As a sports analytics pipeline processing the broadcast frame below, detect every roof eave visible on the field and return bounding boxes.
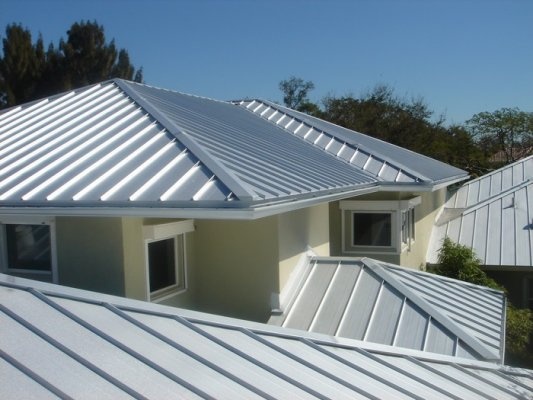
[0,184,380,220]
[379,173,469,192]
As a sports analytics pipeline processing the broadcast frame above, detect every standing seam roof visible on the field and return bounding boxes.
[0,79,380,211]
[270,257,505,362]
[236,99,468,185]
[427,156,533,266]
[1,274,531,399]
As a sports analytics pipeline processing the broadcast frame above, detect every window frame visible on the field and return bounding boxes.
[143,220,194,302]
[340,198,420,255]
[0,216,58,283]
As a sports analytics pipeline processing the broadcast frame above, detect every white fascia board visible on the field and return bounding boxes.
[379,174,469,193]
[0,185,379,220]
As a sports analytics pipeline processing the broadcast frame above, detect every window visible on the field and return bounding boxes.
[143,220,194,301]
[401,208,415,248]
[352,212,392,247]
[0,217,57,282]
[340,198,420,254]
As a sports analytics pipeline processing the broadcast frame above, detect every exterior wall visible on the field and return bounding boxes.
[400,189,447,269]
[277,203,330,292]
[330,189,447,269]
[193,217,279,322]
[121,217,197,309]
[55,217,125,296]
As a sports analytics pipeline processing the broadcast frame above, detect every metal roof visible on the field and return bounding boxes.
[269,257,505,362]
[0,79,378,217]
[427,156,533,266]
[1,273,531,399]
[236,99,468,185]
[0,79,468,218]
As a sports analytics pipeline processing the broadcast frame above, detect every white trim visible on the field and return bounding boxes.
[143,220,193,302]
[273,248,316,313]
[142,219,195,240]
[340,197,420,256]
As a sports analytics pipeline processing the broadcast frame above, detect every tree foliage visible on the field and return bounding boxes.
[467,108,533,164]
[320,85,487,175]
[0,21,143,108]
[435,237,533,359]
[279,76,315,110]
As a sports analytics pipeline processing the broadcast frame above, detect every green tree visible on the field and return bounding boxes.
[279,76,315,110]
[434,237,533,363]
[467,108,533,163]
[320,85,486,174]
[0,21,143,108]
[0,24,44,107]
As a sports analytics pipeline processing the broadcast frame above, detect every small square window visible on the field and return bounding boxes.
[0,219,56,283]
[6,224,52,271]
[352,213,392,247]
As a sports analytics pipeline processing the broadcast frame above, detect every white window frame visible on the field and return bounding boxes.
[143,220,194,302]
[340,197,420,255]
[0,215,58,283]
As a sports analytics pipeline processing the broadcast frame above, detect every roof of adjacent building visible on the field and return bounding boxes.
[0,79,467,218]
[427,156,533,266]
[269,257,505,363]
[1,273,531,399]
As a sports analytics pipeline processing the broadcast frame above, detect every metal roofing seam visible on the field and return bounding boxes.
[364,259,499,360]
[169,315,315,399]
[0,303,144,399]
[103,304,274,400]
[26,289,213,399]
[143,95,374,190]
[0,348,72,399]
[241,329,373,400]
[115,80,256,202]
[239,99,453,184]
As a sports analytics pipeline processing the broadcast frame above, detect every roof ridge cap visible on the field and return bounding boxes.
[114,80,257,201]
[361,257,500,361]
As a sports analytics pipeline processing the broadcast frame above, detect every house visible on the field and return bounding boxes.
[427,156,533,309]
[269,256,506,363]
[2,273,532,399]
[0,79,467,322]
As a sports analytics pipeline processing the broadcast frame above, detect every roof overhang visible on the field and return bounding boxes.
[0,184,379,220]
[379,173,469,192]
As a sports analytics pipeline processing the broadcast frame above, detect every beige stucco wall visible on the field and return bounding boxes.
[400,189,447,269]
[121,217,197,309]
[277,203,330,291]
[193,217,279,322]
[56,217,125,296]
[330,188,447,269]
[51,203,330,322]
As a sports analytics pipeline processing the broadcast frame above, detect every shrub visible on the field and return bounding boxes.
[434,237,533,360]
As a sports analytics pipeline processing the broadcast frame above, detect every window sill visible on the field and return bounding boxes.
[150,286,187,303]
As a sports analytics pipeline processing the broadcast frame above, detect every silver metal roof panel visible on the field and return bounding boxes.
[0,80,381,216]
[427,156,533,266]
[270,257,505,362]
[1,273,530,399]
[237,100,469,185]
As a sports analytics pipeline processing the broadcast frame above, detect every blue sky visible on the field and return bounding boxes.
[2,0,532,124]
